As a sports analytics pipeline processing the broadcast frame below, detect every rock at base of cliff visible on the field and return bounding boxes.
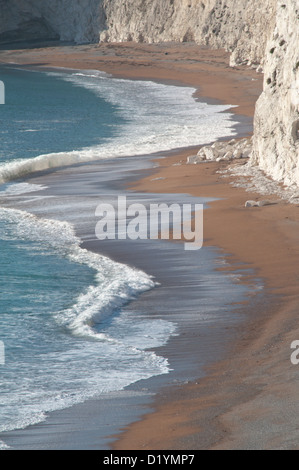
[187,137,253,165]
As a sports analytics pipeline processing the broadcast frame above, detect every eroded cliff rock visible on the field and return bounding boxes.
[251,1,299,187]
[101,0,276,67]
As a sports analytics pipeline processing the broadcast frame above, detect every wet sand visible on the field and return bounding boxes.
[1,42,299,450]
[115,150,299,450]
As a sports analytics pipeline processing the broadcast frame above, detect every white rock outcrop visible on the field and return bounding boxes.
[251,1,299,187]
[187,138,253,164]
[245,200,273,208]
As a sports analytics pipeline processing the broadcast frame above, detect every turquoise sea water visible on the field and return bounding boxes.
[0,65,241,447]
[0,67,124,162]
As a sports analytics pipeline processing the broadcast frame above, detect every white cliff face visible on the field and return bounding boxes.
[0,0,105,44]
[251,1,299,187]
[101,0,276,67]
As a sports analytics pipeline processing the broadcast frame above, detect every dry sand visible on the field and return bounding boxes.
[1,42,299,450]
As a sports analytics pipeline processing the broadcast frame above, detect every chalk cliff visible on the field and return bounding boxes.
[101,0,276,68]
[251,1,299,187]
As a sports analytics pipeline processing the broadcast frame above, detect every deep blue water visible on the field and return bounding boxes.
[0,66,125,162]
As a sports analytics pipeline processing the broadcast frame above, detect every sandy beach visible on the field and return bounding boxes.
[1,42,299,450]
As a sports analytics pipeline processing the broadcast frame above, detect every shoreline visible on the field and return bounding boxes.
[0,42,262,118]
[117,150,299,450]
[1,43,299,449]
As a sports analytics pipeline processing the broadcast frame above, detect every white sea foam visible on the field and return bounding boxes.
[0,182,48,196]
[0,206,176,438]
[0,440,11,450]
[0,70,237,184]
[0,207,157,338]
